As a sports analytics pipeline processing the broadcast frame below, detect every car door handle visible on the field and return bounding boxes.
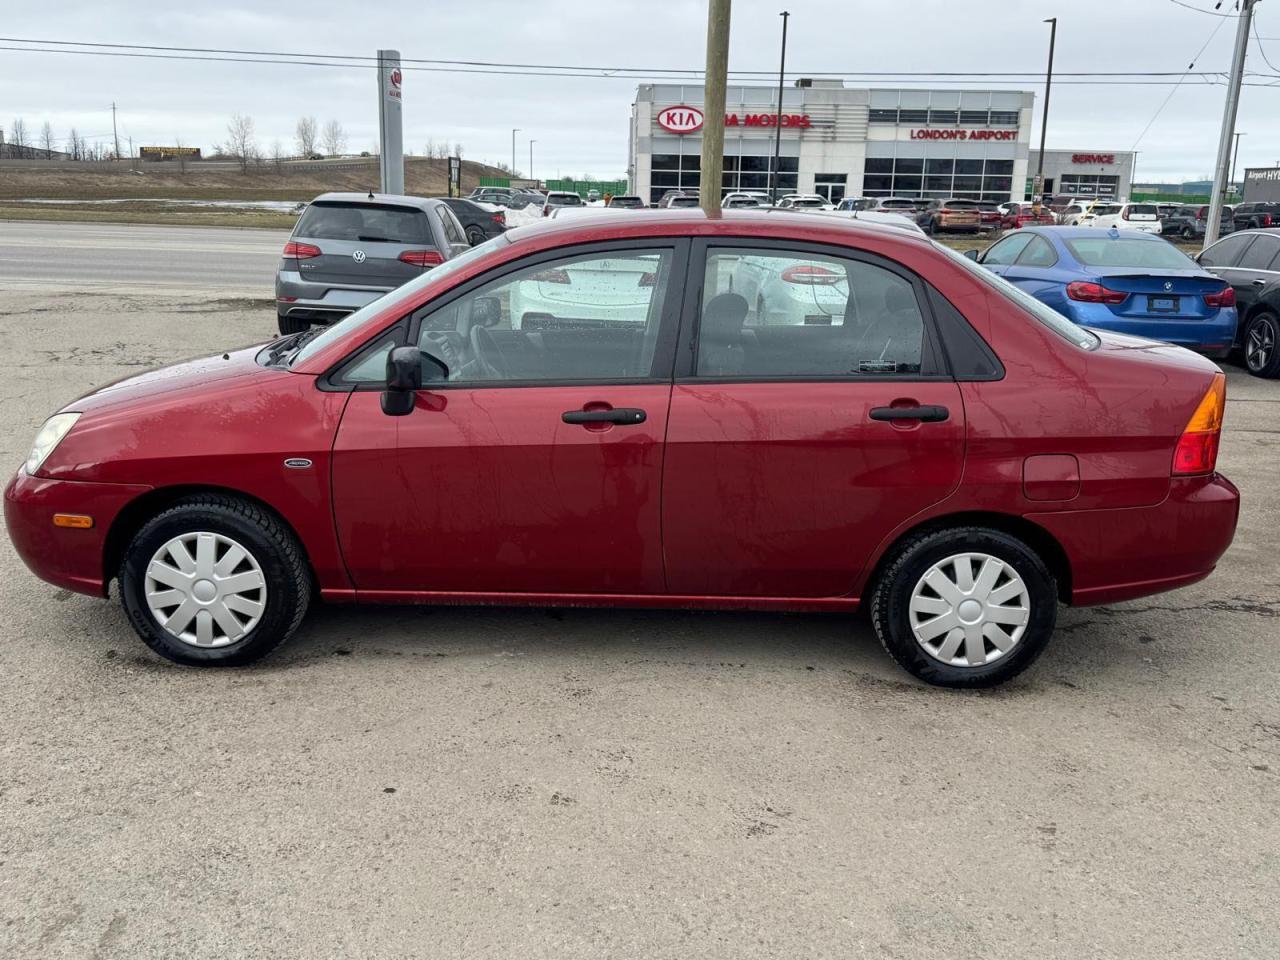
[1253,278,1267,286]
[870,404,950,423]
[562,408,647,425]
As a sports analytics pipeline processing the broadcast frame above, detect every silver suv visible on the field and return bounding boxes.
[275,193,471,334]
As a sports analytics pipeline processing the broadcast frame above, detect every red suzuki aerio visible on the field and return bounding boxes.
[5,211,1240,687]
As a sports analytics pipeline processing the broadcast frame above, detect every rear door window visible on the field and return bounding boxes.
[435,207,467,247]
[1237,234,1280,271]
[295,202,430,243]
[1199,233,1256,268]
[695,249,930,377]
[1014,235,1058,268]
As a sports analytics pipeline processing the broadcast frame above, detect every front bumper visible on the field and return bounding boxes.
[1029,473,1240,606]
[4,470,151,597]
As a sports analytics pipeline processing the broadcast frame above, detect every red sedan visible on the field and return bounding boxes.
[4,211,1239,688]
[1001,203,1058,230]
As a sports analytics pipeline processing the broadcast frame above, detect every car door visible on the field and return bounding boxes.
[1223,233,1280,321]
[1199,232,1259,314]
[661,241,965,598]
[433,206,472,259]
[999,234,1061,298]
[330,240,689,596]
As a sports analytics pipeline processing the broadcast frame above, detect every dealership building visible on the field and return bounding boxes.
[629,81,1134,205]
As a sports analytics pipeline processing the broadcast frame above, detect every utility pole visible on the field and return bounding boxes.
[511,128,520,180]
[770,11,790,205]
[529,140,536,184]
[111,102,120,161]
[1032,18,1056,213]
[1205,0,1259,248]
[701,0,732,213]
[1229,132,1246,202]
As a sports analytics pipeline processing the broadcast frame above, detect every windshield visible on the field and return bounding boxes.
[1065,236,1198,270]
[933,241,1099,350]
[289,236,511,367]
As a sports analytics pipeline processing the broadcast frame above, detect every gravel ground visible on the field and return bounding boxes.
[0,288,1277,960]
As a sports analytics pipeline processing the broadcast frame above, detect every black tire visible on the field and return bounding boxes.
[1182,225,1195,241]
[869,527,1058,689]
[119,495,311,666]
[465,226,487,246]
[927,218,939,235]
[278,312,310,336]
[1242,310,1280,378]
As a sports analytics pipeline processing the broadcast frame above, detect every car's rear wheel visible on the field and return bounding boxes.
[277,312,310,336]
[1243,311,1280,378]
[1182,225,1195,240]
[869,527,1057,688]
[465,225,487,246]
[119,495,311,666]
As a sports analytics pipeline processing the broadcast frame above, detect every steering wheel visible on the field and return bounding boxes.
[469,324,511,380]
[420,331,460,375]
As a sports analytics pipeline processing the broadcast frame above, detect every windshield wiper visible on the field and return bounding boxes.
[265,327,323,367]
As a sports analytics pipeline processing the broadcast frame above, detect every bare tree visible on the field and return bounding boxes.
[11,118,29,158]
[453,143,464,161]
[224,113,257,172]
[295,116,318,157]
[321,119,346,157]
[66,127,80,160]
[40,121,55,158]
[174,135,188,173]
[270,139,284,167]
[423,137,436,160]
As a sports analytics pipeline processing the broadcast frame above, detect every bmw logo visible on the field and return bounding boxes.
[352,250,367,264]
[1164,281,1173,291]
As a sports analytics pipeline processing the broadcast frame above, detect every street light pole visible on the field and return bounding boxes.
[1230,132,1246,202]
[1205,0,1259,248]
[529,140,536,184]
[770,11,790,205]
[511,128,520,180]
[1033,17,1056,212]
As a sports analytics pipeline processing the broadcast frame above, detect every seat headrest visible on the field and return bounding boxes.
[701,293,749,342]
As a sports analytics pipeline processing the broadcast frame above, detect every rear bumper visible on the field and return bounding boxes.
[1070,305,1238,355]
[4,470,151,597]
[1028,473,1240,606]
[275,269,392,323]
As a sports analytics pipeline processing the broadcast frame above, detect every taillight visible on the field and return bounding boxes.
[780,264,841,285]
[1204,285,1236,308]
[283,241,321,259]
[1122,207,1131,220]
[1066,281,1128,304]
[491,212,506,225]
[528,268,571,284]
[543,206,551,217]
[1172,373,1225,476]
[1262,214,1274,227]
[398,250,445,267]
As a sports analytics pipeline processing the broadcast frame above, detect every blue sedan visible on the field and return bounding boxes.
[966,226,1238,357]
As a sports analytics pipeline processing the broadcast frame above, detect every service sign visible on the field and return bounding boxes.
[1072,153,1116,165]
[656,105,705,134]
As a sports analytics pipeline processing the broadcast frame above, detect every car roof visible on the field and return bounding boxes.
[309,192,441,210]
[1016,225,1164,240]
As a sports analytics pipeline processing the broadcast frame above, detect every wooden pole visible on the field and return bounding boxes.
[700,0,732,213]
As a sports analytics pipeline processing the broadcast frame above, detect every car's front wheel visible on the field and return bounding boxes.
[119,495,311,666]
[869,527,1058,688]
[1243,310,1280,378]
[278,312,310,336]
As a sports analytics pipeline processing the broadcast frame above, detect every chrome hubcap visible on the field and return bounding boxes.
[909,553,1031,668]
[145,532,267,648]
[1246,317,1275,371]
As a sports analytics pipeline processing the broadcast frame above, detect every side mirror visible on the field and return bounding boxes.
[963,249,980,261]
[381,345,424,416]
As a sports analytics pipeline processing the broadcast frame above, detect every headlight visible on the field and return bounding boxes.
[25,413,81,476]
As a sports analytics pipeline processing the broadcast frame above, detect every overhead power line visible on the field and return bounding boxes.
[1131,5,1232,151]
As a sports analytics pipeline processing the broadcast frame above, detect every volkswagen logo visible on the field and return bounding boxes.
[1164,281,1173,291]
[352,250,367,264]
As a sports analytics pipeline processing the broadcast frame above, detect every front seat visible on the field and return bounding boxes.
[698,293,750,376]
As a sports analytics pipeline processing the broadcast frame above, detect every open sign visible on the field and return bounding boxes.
[656,105,705,134]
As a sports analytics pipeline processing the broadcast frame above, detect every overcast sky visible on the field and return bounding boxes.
[3,0,1280,183]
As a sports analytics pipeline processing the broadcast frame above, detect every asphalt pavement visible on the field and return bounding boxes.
[0,224,1277,959]
[0,220,287,295]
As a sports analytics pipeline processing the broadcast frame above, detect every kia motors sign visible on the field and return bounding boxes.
[656,105,705,134]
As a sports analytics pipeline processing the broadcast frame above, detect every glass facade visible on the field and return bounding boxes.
[862,157,1014,201]
[867,108,1020,127]
[1059,173,1120,197]
[650,150,797,204]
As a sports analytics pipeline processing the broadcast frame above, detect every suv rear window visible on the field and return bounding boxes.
[943,201,978,210]
[296,202,430,243]
[547,194,583,207]
[1128,204,1158,216]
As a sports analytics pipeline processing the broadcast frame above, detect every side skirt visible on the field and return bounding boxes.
[320,588,859,614]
